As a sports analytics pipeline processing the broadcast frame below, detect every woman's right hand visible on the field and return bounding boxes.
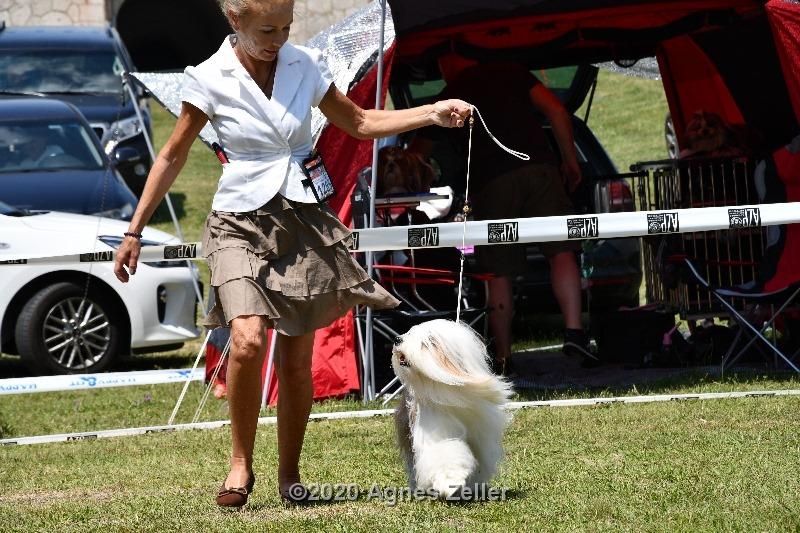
[430,99,472,128]
[114,236,142,283]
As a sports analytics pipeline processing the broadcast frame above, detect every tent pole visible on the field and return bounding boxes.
[123,74,204,309]
[364,0,388,403]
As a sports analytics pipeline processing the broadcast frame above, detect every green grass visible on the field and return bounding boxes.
[2,369,798,439]
[1,394,799,531]
[577,69,671,172]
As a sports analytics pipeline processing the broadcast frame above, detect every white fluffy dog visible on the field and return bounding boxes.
[391,319,513,499]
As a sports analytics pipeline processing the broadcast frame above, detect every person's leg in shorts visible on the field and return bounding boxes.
[531,165,599,365]
[473,170,530,374]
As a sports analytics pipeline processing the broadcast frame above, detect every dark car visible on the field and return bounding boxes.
[0,98,139,219]
[389,65,642,316]
[0,24,152,195]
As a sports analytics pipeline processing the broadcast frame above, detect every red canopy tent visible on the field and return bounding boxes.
[210,0,800,403]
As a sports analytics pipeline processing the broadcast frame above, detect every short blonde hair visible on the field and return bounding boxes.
[217,0,293,19]
[218,0,250,18]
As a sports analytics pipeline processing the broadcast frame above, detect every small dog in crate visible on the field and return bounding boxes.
[391,319,513,499]
[680,110,744,158]
[377,146,437,196]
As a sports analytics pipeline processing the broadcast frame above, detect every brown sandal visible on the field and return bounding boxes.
[216,471,256,508]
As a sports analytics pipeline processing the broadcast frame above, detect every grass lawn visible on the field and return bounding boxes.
[2,393,799,531]
[578,69,670,173]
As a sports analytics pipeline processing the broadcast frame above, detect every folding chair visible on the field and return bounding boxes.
[683,259,800,373]
[364,263,493,402]
[682,136,800,373]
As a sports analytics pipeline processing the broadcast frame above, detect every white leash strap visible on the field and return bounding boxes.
[470,105,532,161]
[455,105,530,323]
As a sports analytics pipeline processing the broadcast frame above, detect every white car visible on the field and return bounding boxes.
[0,202,201,374]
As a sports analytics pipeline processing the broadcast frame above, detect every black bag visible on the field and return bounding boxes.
[591,309,677,366]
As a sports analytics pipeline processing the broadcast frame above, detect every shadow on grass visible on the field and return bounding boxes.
[116,353,197,371]
[444,487,527,506]
[511,366,799,403]
[150,192,187,225]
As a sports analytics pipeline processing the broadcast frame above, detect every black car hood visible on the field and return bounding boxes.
[45,93,135,124]
[0,169,137,218]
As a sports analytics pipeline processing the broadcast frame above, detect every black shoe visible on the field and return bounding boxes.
[563,329,601,368]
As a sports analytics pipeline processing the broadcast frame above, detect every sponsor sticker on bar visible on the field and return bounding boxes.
[488,222,519,243]
[0,259,27,265]
[647,212,680,234]
[79,251,114,262]
[728,208,761,229]
[349,232,360,251]
[567,217,598,239]
[164,244,197,260]
[66,434,98,442]
[408,227,439,247]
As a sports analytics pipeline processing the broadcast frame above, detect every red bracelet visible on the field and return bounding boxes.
[124,232,143,239]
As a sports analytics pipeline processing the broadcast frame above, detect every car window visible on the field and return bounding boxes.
[532,66,580,94]
[0,50,125,94]
[406,66,581,107]
[0,120,104,172]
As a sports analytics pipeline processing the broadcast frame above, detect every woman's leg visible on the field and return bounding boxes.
[224,315,269,488]
[274,330,316,492]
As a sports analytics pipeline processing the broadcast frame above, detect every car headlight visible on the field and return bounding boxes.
[98,235,162,249]
[94,203,134,220]
[104,115,143,153]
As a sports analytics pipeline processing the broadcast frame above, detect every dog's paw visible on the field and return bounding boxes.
[431,477,467,499]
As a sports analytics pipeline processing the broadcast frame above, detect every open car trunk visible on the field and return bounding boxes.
[386,0,800,151]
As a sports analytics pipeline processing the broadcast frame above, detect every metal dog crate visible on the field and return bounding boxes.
[632,157,765,318]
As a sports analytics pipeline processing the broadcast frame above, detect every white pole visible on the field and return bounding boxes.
[364,0,388,403]
[261,329,278,410]
[123,75,204,309]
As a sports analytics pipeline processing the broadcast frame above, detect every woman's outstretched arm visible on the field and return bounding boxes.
[114,103,209,282]
[318,86,471,140]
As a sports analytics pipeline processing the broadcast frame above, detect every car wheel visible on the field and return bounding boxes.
[15,282,121,375]
[665,114,679,159]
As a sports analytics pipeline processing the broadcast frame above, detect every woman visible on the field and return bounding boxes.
[113,0,470,508]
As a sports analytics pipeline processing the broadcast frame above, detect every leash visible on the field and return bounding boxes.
[455,105,531,323]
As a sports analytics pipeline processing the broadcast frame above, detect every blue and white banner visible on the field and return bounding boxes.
[0,368,204,396]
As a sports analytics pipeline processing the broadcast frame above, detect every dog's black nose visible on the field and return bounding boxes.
[393,336,403,346]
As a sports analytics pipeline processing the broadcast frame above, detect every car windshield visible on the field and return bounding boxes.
[406,66,581,107]
[0,50,126,94]
[0,119,105,173]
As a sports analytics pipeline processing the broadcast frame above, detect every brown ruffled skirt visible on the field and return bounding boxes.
[202,195,399,336]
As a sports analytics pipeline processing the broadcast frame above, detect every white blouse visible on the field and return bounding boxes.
[181,36,333,212]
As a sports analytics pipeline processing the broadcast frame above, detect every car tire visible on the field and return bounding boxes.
[15,282,121,375]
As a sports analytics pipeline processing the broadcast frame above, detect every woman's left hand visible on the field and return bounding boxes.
[430,99,472,128]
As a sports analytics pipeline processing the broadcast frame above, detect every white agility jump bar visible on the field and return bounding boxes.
[1,202,797,264]
[2,389,799,446]
[0,368,203,396]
